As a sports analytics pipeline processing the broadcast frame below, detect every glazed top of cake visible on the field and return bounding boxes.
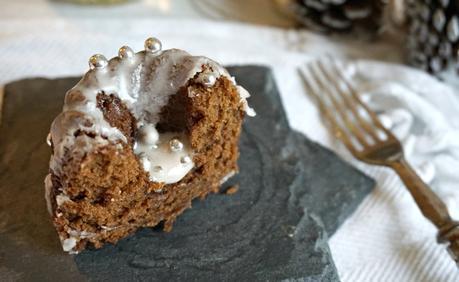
[49,37,255,185]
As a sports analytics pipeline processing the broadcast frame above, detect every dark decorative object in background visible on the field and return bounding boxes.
[287,0,385,34]
[406,0,459,74]
[283,0,459,75]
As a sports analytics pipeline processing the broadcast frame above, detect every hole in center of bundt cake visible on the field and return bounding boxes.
[95,87,194,185]
[155,86,188,133]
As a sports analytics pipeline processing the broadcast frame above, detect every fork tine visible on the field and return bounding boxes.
[328,60,398,142]
[317,60,380,142]
[299,64,359,156]
[307,62,370,148]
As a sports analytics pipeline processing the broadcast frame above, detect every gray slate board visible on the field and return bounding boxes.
[0,66,374,281]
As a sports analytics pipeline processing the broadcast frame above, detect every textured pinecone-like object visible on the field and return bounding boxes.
[289,0,384,33]
[406,0,459,73]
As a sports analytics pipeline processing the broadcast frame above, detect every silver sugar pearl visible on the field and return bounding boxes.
[169,138,184,152]
[153,165,163,173]
[46,133,52,147]
[88,54,108,70]
[138,124,159,145]
[118,46,134,59]
[144,37,162,53]
[180,156,192,164]
[202,74,216,87]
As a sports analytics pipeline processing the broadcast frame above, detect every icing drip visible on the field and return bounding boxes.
[236,85,256,117]
[44,173,53,215]
[61,230,96,254]
[56,194,71,206]
[220,171,236,185]
[62,237,77,253]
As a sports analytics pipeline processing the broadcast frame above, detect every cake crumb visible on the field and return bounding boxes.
[224,185,239,195]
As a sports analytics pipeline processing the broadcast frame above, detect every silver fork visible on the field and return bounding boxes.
[299,58,459,267]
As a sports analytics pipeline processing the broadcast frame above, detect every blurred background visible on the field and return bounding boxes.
[2,0,294,27]
[3,0,459,85]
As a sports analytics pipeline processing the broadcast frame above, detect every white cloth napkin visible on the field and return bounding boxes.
[320,61,459,281]
[1,18,459,281]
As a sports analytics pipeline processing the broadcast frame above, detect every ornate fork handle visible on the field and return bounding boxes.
[390,158,459,265]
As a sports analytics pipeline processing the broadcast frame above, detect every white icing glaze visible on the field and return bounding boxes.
[62,237,77,252]
[101,225,120,231]
[134,132,194,184]
[236,85,256,117]
[46,133,52,146]
[220,171,236,185]
[44,173,53,215]
[59,229,97,254]
[56,194,71,206]
[68,229,96,239]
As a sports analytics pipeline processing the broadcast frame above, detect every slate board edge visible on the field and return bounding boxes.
[227,64,376,235]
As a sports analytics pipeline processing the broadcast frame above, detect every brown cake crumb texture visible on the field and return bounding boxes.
[49,74,244,252]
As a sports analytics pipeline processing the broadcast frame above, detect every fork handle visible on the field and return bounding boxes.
[390,157,459,265]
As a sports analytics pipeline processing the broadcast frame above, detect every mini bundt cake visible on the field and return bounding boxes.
[44,37,255,254]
